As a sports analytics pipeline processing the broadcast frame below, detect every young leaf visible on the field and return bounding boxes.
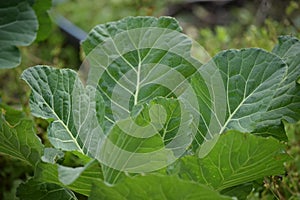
[97,97,193,174]
[0,0,38,68]
[89,175,232,200]
[179,131,290,191]
[0,105,42,166]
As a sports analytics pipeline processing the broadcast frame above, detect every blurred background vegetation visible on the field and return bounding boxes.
[0,0,299,199]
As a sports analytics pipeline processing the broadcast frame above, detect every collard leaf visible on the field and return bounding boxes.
[0,0,38,68]
[192,48,288,147]
[21,65,106,185]
[89,175,232,200]
[17,178,78,200]
[0,105,42,166]
[98,97,193,174]
[179,131,290,191]
[82,16,201,129]
[21,66,84,153]
[97,97,193,184]
[253,36,300,138]
[78,16,203,178]
[21,65,107,187]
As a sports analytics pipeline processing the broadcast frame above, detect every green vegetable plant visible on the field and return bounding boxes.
[1,16,300,199]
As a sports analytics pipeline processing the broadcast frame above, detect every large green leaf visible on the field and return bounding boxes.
[78,16,203,176]
[81,16,201,130]
[98,97,192,171]
[0,0,38,68]
[0,104,42,166]
[193,37,300,146]
[98,97,193,184]
[178,131,290,191]
[192,48,289,150]
[89,175,232,200]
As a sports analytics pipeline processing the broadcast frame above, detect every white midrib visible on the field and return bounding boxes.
[34,88,84,154]
[134,51,142,105]
[218,100,243,134]
[219,81,261,134]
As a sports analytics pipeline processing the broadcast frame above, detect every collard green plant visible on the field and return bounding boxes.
[0,16,300,199]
